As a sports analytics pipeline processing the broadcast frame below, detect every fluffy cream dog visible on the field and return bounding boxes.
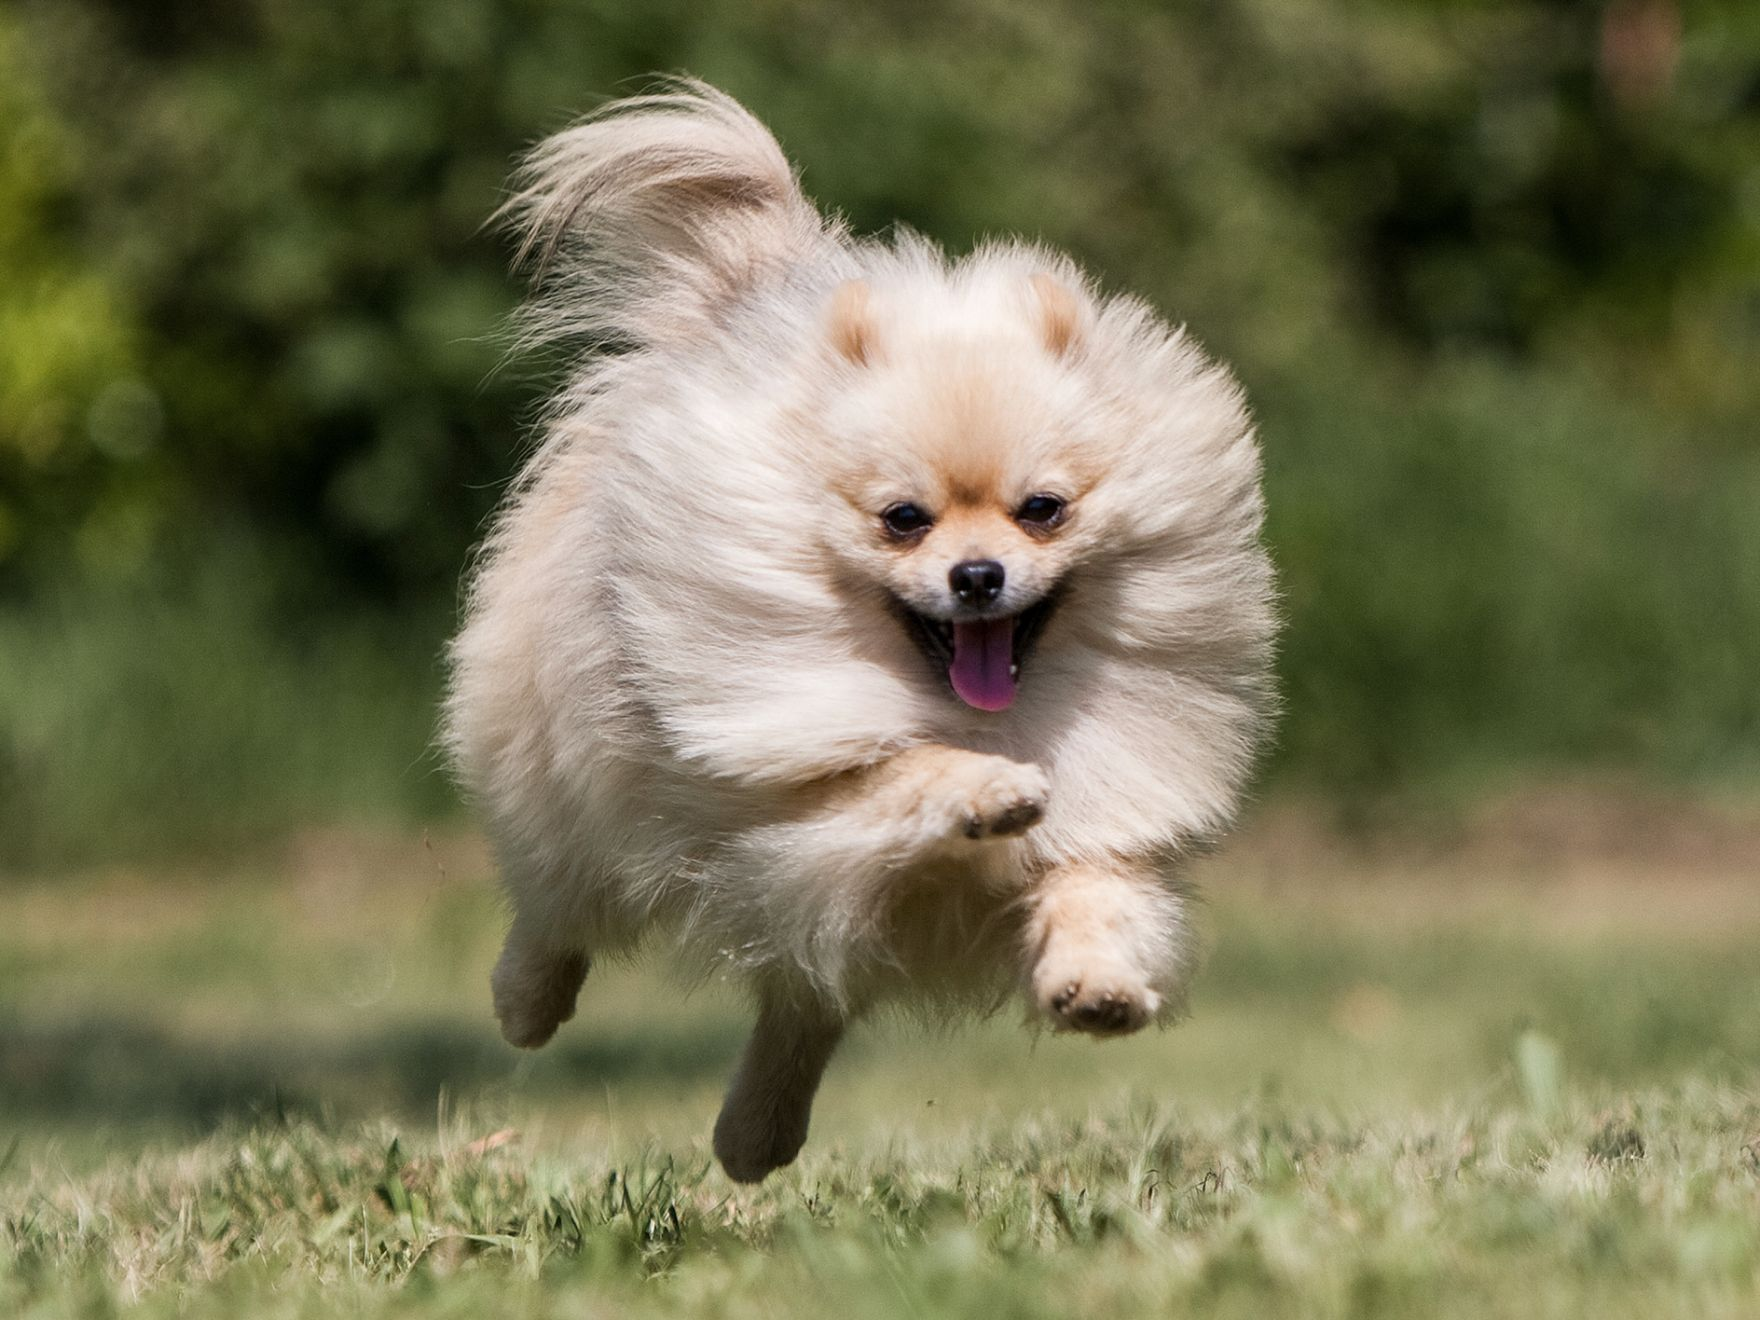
[445,82,1276,1182]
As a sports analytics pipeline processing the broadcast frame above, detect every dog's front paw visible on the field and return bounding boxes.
[945,756,1049,842]
[1032,948,1159,1037]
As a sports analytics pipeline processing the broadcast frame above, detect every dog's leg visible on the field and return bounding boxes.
[1024,860,1190,1037]
[713,984,846,1183]
[791,744,1051,861]
[726,747,1049,1007]
[491,916,589,1049]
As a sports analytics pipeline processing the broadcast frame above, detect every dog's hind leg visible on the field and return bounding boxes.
[491,916,589,1049]
[713,983,845,1183]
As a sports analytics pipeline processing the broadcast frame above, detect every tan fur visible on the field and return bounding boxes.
[445,81,1277,1182]
[1029,272,1085,357]
[827,279,876,365]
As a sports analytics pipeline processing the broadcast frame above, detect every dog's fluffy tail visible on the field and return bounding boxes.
[503,79,834,351]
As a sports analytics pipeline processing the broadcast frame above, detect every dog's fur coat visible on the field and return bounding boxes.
[445,82,1276,1182]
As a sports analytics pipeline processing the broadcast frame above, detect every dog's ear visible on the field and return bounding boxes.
[1029,273,1086,358]
[827,279,878,365]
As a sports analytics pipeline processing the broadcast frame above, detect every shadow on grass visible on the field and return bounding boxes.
[0,1015,742,1128]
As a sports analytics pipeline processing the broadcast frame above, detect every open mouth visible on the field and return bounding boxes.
[897,594,1059,712]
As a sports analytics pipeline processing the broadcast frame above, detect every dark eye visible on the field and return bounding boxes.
[1015,493,1067,529]
[881,502,933,539]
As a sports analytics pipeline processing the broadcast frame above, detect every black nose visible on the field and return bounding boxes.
[949,559,1006,606]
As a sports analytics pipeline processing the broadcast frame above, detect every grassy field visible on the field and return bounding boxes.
[3,800,1758,1317]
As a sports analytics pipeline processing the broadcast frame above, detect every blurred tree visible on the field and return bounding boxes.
[6,0,1756,604]
[0,17,143,584]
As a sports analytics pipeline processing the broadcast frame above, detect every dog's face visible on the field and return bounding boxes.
[811,276,1114,712]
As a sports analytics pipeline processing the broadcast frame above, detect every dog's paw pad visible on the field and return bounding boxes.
[955,761,1049,841]
[1041,974,1158,1037]
[963,796,1044,839]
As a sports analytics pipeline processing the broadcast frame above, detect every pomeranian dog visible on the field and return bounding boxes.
[445,81,1276,1182]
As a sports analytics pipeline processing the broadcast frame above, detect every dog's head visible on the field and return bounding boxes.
[810,266,1185,713]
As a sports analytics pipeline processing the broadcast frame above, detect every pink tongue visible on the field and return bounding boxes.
[948,617,1017,711]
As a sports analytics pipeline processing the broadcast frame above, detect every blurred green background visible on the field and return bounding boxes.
[3,0,1758,865]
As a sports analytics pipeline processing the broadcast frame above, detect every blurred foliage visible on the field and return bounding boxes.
[0,562,455,862]
[1,0,1759,861]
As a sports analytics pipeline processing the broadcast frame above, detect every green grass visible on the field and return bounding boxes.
[3,815,1758,1316]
